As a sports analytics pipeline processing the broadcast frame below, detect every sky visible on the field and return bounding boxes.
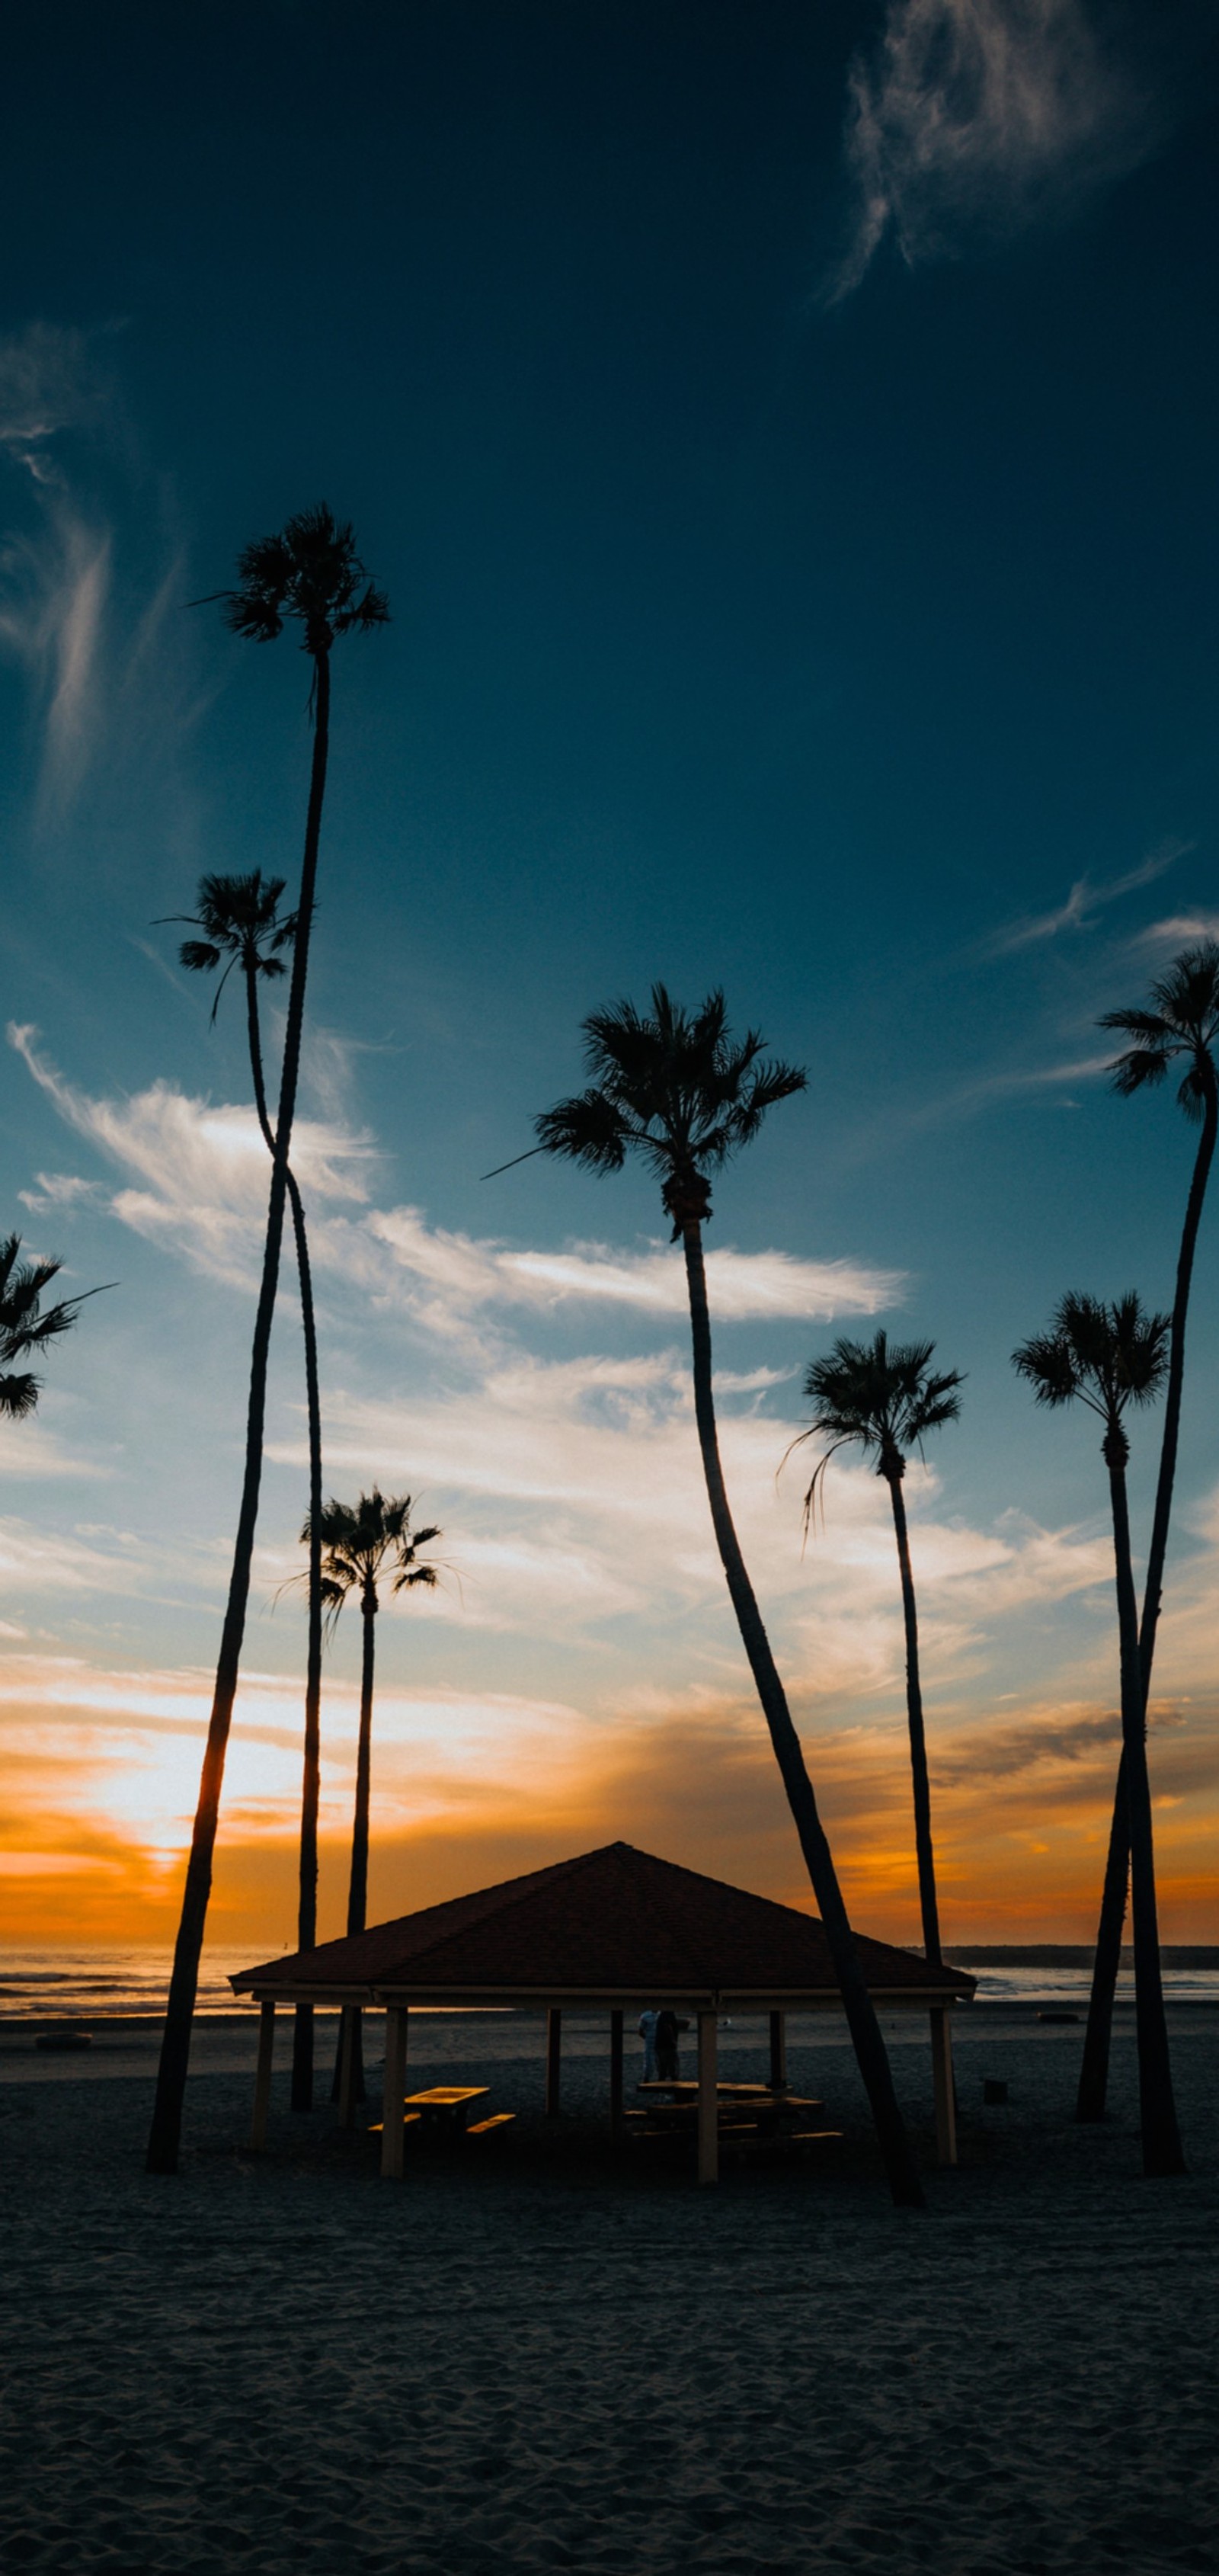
[2,0,1219,1956]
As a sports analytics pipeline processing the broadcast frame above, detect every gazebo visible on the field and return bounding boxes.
[231,1841,975,2181]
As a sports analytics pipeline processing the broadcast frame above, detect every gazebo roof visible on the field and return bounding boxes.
[231,1841,975,2007]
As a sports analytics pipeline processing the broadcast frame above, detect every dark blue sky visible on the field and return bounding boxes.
[3,2,1219,1937]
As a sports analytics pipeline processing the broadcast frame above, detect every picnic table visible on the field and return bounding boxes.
[631,2080,829,2148]
[403,2084,490,2131]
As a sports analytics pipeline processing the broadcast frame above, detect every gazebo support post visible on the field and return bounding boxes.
[769,2009,787,2090]
[338,2006,360,2129]
[380,2004,409,2179]
[249,1999,275,2151]
[610,2009,623,2136]
[697,2009,718,2185]
[930,2008,957,2167]
[546,2007,562,2116]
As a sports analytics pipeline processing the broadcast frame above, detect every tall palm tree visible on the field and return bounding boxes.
[533,986,924,2206]
[789,1331,964,1973]
[1,1234,110,1418]
[304,1488,440,2113]
[146,508,389,2176]
[1013,1293,1184,2177]
[170,870,325,2114]
[1078,944,1219,2123]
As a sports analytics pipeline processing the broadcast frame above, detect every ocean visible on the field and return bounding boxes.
[2,1943,1218,2020]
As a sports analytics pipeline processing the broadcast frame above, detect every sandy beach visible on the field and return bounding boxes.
[2,2006,1217,2573]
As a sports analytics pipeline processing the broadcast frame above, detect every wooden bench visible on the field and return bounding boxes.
[366,2112,422,2137]
[790,2129,844,2145]
[467,2112,515,2136]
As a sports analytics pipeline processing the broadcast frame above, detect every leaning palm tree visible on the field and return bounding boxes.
[1078,944,1219,2123]
[530,986,923,2206]
[1,1233,110,1418]
[788,1332,963,1973]
[1013,1293,1184,2177]
[146,508,389,2176]
[304,1488,441,2114]
[169,870,325,2116]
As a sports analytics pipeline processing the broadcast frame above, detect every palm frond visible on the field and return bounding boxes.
[0,1371,40,1419]
[0,1235,109,1410]
[1100,942,1219,1108]
[1013,1291,1169,1423]
[537,986,805,1210]
[1012,1327,1080,1407]
[178,939,221,975]
[220,507,389,658]
[536,1091,631,1173]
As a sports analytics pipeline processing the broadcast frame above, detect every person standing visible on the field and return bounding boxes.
[638,2007,659,2082]
[654,2007,680,2081]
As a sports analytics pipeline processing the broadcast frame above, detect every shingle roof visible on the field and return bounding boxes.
[231,1841,974,2001]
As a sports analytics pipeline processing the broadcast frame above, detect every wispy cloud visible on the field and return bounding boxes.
[8,1024,376,1288]
[897,1049,1114,1134]
[828,0,1168,302]
[17,1170,103,1218]
[0,323,116,814]
[1137,912,1219,950]
[0,319,190,821]
[984,839,1191,957]
[9,1025,904,1325]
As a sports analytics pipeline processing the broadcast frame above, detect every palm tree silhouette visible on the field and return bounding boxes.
[147,508,389,2176]
[789,1331,963,1972]
[532,985,923,2206]
[1013,1293,1185,2177]
[304,1488,441,2114]
[1078,945,1219,2124]
[169,870,325,2114]
[1,1234,110,1418]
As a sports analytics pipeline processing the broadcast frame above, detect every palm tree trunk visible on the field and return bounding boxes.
[1078,1081,1217,2122]
[289,1181,323,2111]
[680,1216,923,2208]
[333,1578,376,2110]
[242,962,325,2114]
[146,652,331,2176]
[884,1466,941,1967]
[1075,1761,1130,2122]
[1103,1433,1185,2175]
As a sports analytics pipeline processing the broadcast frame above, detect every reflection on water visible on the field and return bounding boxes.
[959,1961,1219,2005]
[0,1950,261,2019]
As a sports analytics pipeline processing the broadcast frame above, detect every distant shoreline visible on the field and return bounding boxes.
[948,1945,1219,1967]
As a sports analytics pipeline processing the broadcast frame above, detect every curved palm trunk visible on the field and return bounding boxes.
[146,652,331,2175]
[242,963,325,2114]
[883,1465,941,1966]
[1078,1081,1217,2121]
[288,1184,323,2110]
[334,1575,376,2111]
[680,1216,923,2208]
[1103,1430,1185,2176]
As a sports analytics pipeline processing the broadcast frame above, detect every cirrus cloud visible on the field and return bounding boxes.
[827,0,1187,302]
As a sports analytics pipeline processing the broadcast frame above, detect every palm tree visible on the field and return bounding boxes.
[1013,1293,1185,2177]
[789,1331,963,1972]
[1078,944,1219,2123]
[169,870,325,2115]
[1,1234,110,1418]
[304,1488,441,2114]
[146,508,389,2176]
[532,986,924,2206]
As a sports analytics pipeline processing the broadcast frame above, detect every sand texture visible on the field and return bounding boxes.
[2,2009,1217,2573]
